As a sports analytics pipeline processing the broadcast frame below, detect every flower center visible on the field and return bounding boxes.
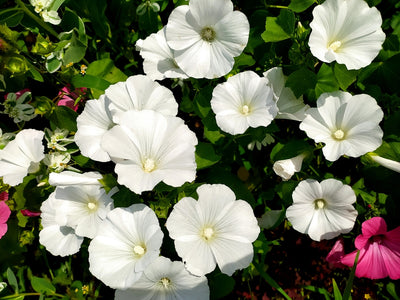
[241,105,250,115]
[133,245,146,256]
[87,201,97,211]
[314,199,326,209]
[328,40,342,52]
[371,235,384,244]
[200,26,216,42]
[201,227,215,241]
[159,277,172,288]
[332,129,345,140]
[142,158,156,173]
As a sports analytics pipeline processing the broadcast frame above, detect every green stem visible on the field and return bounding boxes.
[265,4,289,9]
[15,0,59,39]
[0,292,64,299]
[254,263,291,300]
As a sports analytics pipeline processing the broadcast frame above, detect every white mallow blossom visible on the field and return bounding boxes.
[136,27,188,81]
[286,179,358,241]
[263,67,309,121]
[299,91,384,162]
[115,256,210,300]
[74,95,114,162]
[29,0,62,25]
[308,0,385,70]
[39,192,84,256]
[166,184,260,276]
[102,110,197,194]
[104,75,178,121]
[273,154,306,181]
[49,170,102,186]
[210,71,278,135]
[0,129,44,186]
[88,204,164,289]
[51,184,116,238]
[75,75,179,163]
[165,0,249,78]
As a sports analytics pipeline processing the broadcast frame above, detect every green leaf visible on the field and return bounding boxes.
[258,209,285,229]
[71,74,111,91]
[203,114,225,144]
[7,268,18,293]
[86,58,127,84]
[276,9,295,35]
[26,61,44,82]
[31,276,56,295]
[332,278,343,300]
[342,251,360,300]
[315,63,340,98]
[288,0,315,12]
[270,140,312,161]
[193,86,213,119]
[195,142,221,169]
[0,9,24,27]
[262,17,291,43]
[333,63,359,90]
[45,55,62,73]
[209,272,235,300]
[48,0,65,11]
[63,32,87,65]
[16,211,28,227]
[387,282,400,300]
[285,68,317,98]
[99,174,118,194]
[49,106,79,132]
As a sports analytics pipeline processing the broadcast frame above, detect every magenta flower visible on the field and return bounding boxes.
[0,201,11,239]
[341,217,400,279]
[57,86,87,112]
[326,238,346,268]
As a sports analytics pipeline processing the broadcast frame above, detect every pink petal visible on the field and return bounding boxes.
[355,217,387,249]
[326,239,346,268]
[0,223,7,239]
[0,201,11,223]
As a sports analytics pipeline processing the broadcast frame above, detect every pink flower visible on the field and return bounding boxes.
[21,209,41,217]
[341,217,400,279]
[0,201,11,239]
[326,238,346,268]
[57,86,87,112]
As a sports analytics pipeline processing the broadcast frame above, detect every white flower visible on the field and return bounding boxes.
[49,171,102,186]
[308,0,385,70]
[369,154,400,173]
[165,0,250,78]
[52,184,116,238]
[273,153,305,181]
[88,204,163,289]
[29,0,62,25]
[263,67,309,121]
[39,192,84,256]
[136,27,188,81]
[166,184,260,276]
[210,71,278,135]
[286,178,358,241]
[299,91,384,162]
[104,75,178,122]
[74,95,114,162]
[115,256,209,300]
[102,110,197,194]
[43,152,71,173]
[0,129,44,186]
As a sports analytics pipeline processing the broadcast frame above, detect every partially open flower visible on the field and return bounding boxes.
[273,153,306,181]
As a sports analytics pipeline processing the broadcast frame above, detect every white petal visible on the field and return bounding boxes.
[48,171,102,186]
[39,225,83,256]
